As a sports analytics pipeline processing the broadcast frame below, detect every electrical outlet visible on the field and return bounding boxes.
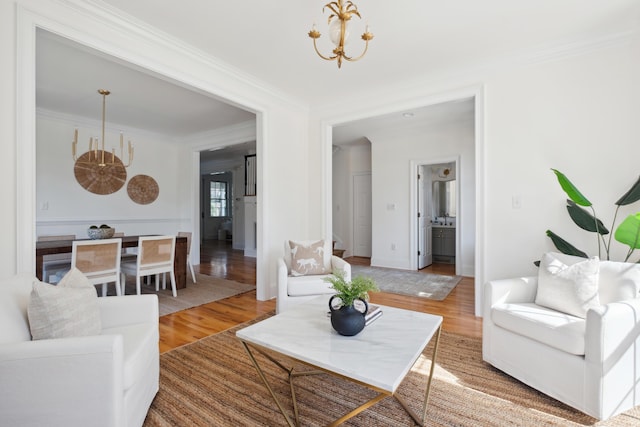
[512,195,522,209]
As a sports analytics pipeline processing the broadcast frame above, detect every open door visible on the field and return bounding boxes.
[418,166,432,269]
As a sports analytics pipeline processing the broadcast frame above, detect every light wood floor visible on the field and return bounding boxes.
[159,240,482,353]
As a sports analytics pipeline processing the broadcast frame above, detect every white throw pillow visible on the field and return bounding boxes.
[599,261,640,304]
[289,240,331,276]
[535,252,600,318]
[27,268,102,340]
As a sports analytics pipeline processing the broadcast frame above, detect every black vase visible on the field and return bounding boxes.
[329,296,367,336]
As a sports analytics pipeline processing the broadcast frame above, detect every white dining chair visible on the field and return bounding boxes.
[71,238,122,296]
[178,231,196,283]
[121,235,177,297]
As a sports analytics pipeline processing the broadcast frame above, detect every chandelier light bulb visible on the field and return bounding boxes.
[329,19,349,47]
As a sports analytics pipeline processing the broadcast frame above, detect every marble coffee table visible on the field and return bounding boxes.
[236,296,443,426]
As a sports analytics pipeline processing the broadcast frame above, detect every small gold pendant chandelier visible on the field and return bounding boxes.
[308,0,374,68]
[72,89,134,168]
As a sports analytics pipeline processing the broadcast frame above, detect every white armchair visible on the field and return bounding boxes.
[0,273,159,427]
[483,255,640,420]
[277,239,351,313]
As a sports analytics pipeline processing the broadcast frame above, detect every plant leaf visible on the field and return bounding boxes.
[615,176,640,206]
[566,200,609,235]
[546,230,589,258]
[614,213,640,249]
[552,169,591,207]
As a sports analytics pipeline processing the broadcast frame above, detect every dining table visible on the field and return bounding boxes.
[35,235,189,289]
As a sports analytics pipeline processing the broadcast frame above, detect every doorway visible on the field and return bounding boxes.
[416,159,460,274]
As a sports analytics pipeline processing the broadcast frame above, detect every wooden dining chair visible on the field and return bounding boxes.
[71,238,122,296]
[178,231,196,283]
[38,234,75,283]
[120,235,177,297]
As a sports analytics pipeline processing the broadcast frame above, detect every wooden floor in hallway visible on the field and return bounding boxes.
[159,240,481,353]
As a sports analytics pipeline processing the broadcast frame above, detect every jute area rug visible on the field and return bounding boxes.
[115,273,255,316]
[351,265,462,301]
[145,315,640,426]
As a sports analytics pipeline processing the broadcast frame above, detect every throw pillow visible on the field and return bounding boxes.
[599,261,640,305]
[535,252,600,318]
[289,240,331,276]
[27,268,102,340]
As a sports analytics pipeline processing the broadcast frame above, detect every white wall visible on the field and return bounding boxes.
[311,35,640,315]
[36,112,190,239]
[368,117,475,273]
[6,0,310,302]
[332,143,372,256]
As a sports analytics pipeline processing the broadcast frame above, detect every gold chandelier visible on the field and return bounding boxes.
[308,0,374,68]
[72,89,134,168]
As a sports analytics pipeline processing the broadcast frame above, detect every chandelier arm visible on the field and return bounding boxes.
[342,39,370,62]
[312,38,338,61]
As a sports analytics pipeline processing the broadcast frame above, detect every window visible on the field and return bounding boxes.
[210,181,228,217]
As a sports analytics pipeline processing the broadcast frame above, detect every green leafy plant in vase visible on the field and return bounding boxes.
[544,169,640,263]
[324,271,379,336]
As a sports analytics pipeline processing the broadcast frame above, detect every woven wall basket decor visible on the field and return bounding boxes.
[74,150,127,195]
[127,174,159,205]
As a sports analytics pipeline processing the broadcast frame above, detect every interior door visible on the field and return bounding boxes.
[353,173,372,257]
[418,165,433,269]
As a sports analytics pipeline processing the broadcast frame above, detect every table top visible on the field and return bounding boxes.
[236,296,443,393]
[35,235,186,253]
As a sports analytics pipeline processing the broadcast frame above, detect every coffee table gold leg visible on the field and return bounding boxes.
[329,393,388,427]
[422,325,442,422]
[241,341,297,427]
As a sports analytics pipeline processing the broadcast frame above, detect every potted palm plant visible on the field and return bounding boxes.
[324,271,379,336]
[544,169,640,262]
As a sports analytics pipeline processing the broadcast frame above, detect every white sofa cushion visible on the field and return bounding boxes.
[535,252,600,318]
[599,261,640,304]
[287,274,336,297]
[492,302,586,355]
[27,268,102,340]
[0,274,34,343]
[544,252,640,305]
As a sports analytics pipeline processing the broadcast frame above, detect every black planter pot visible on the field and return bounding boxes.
[329,296,367,336]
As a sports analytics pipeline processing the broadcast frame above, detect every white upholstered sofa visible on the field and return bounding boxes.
[277,239,351,313]
[0,273,159,427]
[483,252,640,420]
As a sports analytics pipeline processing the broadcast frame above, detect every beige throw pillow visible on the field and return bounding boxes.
[27,268,102,340]
[535,252,600,318]
[289,240,330,276]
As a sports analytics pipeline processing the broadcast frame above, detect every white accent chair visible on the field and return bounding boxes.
[276,239,351,313]
[0,273,159,427]
[72,238,122,296]
[483,259,640,420]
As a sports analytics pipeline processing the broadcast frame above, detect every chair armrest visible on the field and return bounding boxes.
[331,256,351,281]
[585,298,640,364]
[277,257,289,298]
[483,276,538,316]
[0,335,124,425]
[98,294,158,329]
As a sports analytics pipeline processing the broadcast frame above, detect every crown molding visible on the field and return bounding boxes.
[314,28,640,116]
[36,107,176,143]
[52,0,309,112]
[182,120,257,148]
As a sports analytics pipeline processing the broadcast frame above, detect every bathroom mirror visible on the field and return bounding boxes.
[432,180,456,218]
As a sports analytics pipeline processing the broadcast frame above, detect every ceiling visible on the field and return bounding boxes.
[36,1,640,148]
